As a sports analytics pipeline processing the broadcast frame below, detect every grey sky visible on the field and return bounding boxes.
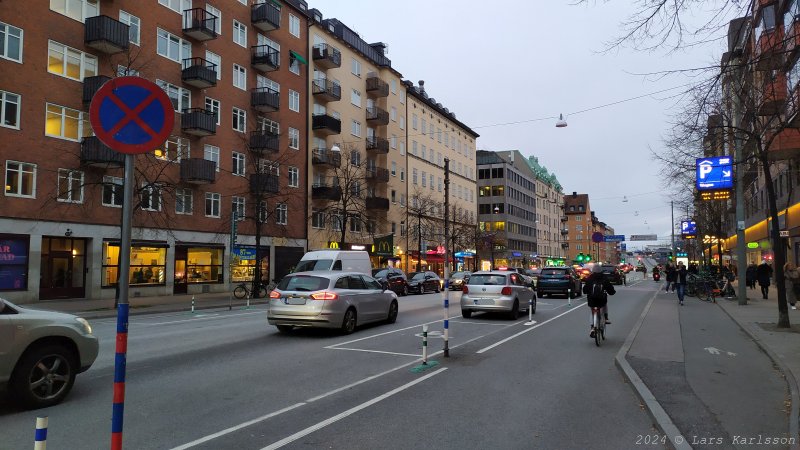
[310,0,725,249]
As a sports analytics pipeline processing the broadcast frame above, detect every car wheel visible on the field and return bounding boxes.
[341,308,357,335]
[508,300,520,320]
[435,284,440,293]
[10,344,77,409]
[461,309,472,318]
[276,325,293,333]
[387,300,398,324]
[402,285,409,296]
[532,298,537,314]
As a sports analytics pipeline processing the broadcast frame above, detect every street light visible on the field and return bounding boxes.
[555,113,568,128]
[330,144,341,152]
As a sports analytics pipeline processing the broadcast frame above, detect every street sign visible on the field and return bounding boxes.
[700,189,731,201]
[604,235,625,242]
[591,232,604,243]
[780,230,789,237]
[630,234,658,241]
[89,76,175,154]
[696,156,733,191]
[681,220,697,237]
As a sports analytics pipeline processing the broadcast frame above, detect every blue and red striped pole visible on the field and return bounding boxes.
[111,303,129,450]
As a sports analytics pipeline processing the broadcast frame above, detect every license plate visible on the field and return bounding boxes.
[284,297,306,305]
[473,298,494,305]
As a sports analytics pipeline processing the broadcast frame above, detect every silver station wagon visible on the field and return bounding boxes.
[460,271,536,319]
[268,271,398,334]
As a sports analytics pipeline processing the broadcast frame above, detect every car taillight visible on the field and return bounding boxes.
[462,285,469,294]
[269,291,280,299]
[501,286,512,295]
[311,291,338,300]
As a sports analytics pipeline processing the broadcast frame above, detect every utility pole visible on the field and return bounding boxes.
[417,211,422,272]
[671,200,675,261]
[443,158,450,358]
[732,53,747,305]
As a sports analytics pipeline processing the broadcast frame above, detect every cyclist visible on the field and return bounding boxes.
[583,264,616,337]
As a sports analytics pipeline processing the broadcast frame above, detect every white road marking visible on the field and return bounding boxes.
[447,320,509,326]
[261,368,448,450]
[143,311,262,326]
[477,302,587,353]
[325,314,463,349]
[324,347,421,357]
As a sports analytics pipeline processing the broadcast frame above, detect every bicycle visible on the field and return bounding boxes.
[590,306,606,346]
[695,277,722,303]
[233,282,268,299]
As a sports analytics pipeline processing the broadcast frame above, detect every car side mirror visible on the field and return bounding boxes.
[380,280,389,291]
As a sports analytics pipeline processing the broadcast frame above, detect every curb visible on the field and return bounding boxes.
[75,301,269,320]
[715,300,800,448]
[615,290,692,450]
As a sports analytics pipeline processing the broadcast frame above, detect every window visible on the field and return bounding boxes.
[156,80,190,112]
[351,151,361,166]
[119,11,140,45]
[400,168,405,181]
[0,21,22,63]
[204,144,220,171]
[289,90,300,112]
[205,192,220,217]
[162,136,189,161]
[289,53,301,74]
[351,89,361,107]
[288,166,299,187]
[232,152,246,176]
[390,79,397,94]
[0,91,20,129]
[157,29,191,63]
[206,51,221,80]
[312,208,325,229]
[351,120,361,137]
[103,243,166,287]
[412,168,418,184]
[289,14,301,37]
[276,203,287,225]
[390,161,397,176]
[351,58,361,76]
[288,127,299,149]
[57,169,83,203]
[233,64,247,90]
[45,103,89,141]
[422,171,427,187]
[117,65,139,77]
[399,141,405,156]
[232,107,246,132]
[206,4,221,34]
[102,176,123,207]
[430,174,434,190]
[233,20,247,47]
[400,194,406,207]
[412,114,418,130]
[140,183,162,211]
[390,106,397,121]
[50,0,98,22]
[158,0,191,13]
[232,196,246,221]
[391,135,397,149]
[175,188,193,214]
[48,41,97,81]
[399,116,405,130]
[4,161,35,198]
[349,216,362,232]
[205,97,220,125]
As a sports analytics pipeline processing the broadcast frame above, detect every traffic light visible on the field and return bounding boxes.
[668,252,673,261]
[576,253,585,263]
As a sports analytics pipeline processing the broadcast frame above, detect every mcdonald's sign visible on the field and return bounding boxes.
[373,235,394,257]
[328,241,340,249]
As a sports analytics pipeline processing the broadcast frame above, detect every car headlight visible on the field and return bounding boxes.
[75,317,93,335]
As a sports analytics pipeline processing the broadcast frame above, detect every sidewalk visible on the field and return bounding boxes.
[618,281,800,449]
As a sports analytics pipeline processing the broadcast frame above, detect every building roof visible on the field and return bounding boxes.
[563,192,589,214]
[525,156,562,191]
[404,81,479,138]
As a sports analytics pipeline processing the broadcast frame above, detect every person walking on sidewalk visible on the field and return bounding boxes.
[746,262,757,290]
[757,260,774,300]
[676,262,688,305]
[784,262,799,310]
[664,263,676,292]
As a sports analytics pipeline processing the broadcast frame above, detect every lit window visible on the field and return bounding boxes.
[48,40,97,81]
[45,103,90,141]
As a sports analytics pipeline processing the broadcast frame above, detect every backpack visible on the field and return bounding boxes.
[589,280,605,301]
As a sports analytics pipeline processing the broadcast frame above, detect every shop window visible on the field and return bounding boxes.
[0,234,29,290]
[102,243,166,286]
[230,246,268,284]
[186,247,223,283]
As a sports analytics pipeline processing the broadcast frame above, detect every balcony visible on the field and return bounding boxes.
[251,86,280,112]
[251,1,281,32]
[181,108,216,136]
[80,137,124,168]
[366,106,389,126]
[766,128,800,161]
[83,75,111,104]
[788,85,800,127]
[561,242,570,249]
[365,167,390,183]
[180,158,216,184]
[182,8,218,41]
[181,57,217,88]
[312,78,341,103]
[366,75,389,97]
[251,45,280,72]
[249,130,279,155]
[560,216,568,222]
[312,43,341,69]
[561,228,569,235]
[312,184,342,201]
[311,148,342,168]
[85,15,129,54]
[366,136,389,154]
[312,113,341,135]
[754,28,783,71]
[756,73,787,116]
[250,173,279,194]
[365,196,390,211]
[787,19,800,57]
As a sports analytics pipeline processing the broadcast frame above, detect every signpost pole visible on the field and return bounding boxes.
[443,158,450,358]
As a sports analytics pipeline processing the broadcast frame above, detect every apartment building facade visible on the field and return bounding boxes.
[526,156,565,262]
[0,0,310,302]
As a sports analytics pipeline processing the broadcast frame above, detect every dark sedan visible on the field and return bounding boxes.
[407,271,441,294]
[601,265,624,285]
[448,271,471,290]
[372,268,410,296]
[536,267,582,298]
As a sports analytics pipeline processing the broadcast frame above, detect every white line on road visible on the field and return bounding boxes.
[476,302,586,353]
[325,314,463,349]
[325,347,421,357]
[143,311,262,326]
[261,368,448,450]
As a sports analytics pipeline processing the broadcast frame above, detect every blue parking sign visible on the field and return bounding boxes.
[696,156,733,191]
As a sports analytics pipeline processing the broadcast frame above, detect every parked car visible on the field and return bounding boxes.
[0,298,99,408]
[601,264,624,285]
[460,271,536,319]
[527,268,542,287]
[267,271,398,334]
[371,268,410,296]
[537,266,582,298]
[293,250,372,275]
[635,265,647,273]
[448,271,471,291]
[497,267,535,288]
[406,271,441,294]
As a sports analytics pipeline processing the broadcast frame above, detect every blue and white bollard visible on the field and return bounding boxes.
[191,296,195,314]
[568,288,572,307]
[524,298,536,326]
[34,416,48,450]
[422,324,428,365]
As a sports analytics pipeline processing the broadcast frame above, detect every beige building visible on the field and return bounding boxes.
[526,156,566,261]
[403,81,479,274]
[306,10,406,267]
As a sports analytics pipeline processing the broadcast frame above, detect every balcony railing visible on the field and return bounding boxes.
[251,1,281,32]
[80,137,125,168]
[181,108,216,136]
[311,148,342,168]
[754,27,783,71]
[251,86,280,112]
[312,43,342,69]
[85,15,129,54]
[251,45,280,72]
[366,136,389,154]
[560,216,568,222]
[249,130,280,155]
[366,75,389,97]
[250,173,279,194]
[311,183,342,201]
[766,128,800,161]
[365,196,390,210]
[366,106,389,126]
[365,167,390,183]
[756,73,787,116]
[181,57,217,88]
[180,158,216,184]
[312,78,341,102]
[312,113,341,135]
[183,8,218,41]
[83,75,111,104]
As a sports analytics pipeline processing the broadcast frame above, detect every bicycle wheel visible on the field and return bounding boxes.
[594,314,601,347]
[233,285,248,299]
[257,286,268,298]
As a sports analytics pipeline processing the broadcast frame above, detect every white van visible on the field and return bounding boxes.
[294,250,372,275]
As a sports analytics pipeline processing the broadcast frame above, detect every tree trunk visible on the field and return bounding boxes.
[762,153,790,328]
[253,194,263,298]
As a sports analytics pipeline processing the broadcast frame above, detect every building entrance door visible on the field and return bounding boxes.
[174,246,187,294]
[39,237,86,299]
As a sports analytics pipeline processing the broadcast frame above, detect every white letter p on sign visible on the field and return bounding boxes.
[699,164,713,179]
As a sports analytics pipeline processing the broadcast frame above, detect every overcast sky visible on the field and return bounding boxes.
[310,0,729,250]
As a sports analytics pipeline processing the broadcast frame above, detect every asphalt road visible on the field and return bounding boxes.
[1,275,658,449]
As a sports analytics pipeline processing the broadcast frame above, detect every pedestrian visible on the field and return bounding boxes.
[665,264,677,292]
[756,260,774,300]
[746,263,757,290]
[676,262,688,305]
[784,262,799,310]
